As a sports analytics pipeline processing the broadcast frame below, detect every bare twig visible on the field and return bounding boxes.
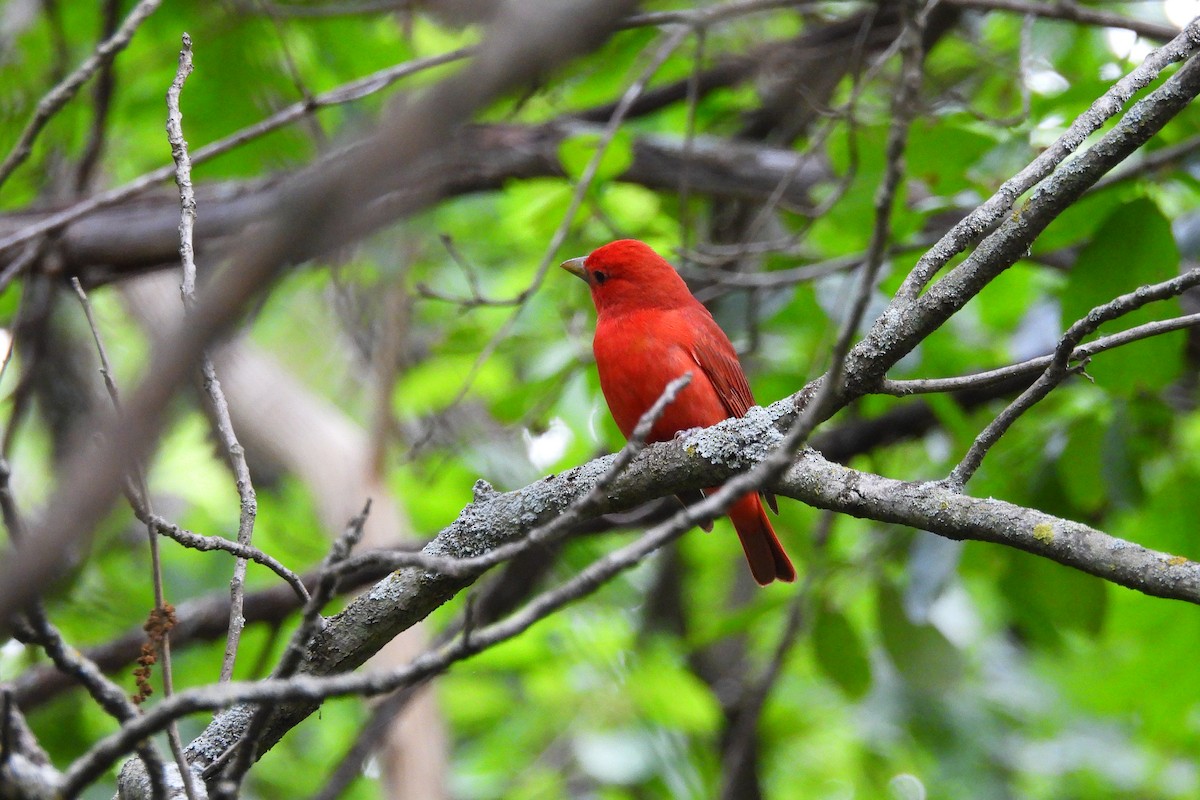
[413,25,692,442]
[945,0,1179,41]
[69,270,197,800]
[167,35,198,300]
[149,36,207,800]
[415,236,520,308]
[879,312,1200,396]
[896,20,1200,301]
[621,0,815,30]
[145,515,309,603]
[69,278,122,406]
[238,0,412,17]
[792,0,928,438]
[211,504,372,798]
[73,0,122,195]
[0,0,162,190]
[1093,132,1200,191]
[0,47,473,266]
[166,34,261,688]
[948,267,1200,488]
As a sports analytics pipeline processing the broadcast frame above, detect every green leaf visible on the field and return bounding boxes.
[906,115,997,197]
[627,646,722,733]
[1057,415,1107,514]
[1060,198,1183,391]
[558,129,634,184]
[812,604,872,699]
[998,549,1107,646]
[877,580,963,692]
[598,182,661,230]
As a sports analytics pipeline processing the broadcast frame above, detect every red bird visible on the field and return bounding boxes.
[562,239,795,585]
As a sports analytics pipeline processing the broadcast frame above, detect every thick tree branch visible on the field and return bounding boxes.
[895,21,1200,301]
[74,408,1200,797]
[843,28,1200,401]
[0,0,640,637]
[0,123,828,286]
[97,390,1200,796]
[780,449,1200,601]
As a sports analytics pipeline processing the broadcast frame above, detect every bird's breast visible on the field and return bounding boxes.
[592,310,728,442]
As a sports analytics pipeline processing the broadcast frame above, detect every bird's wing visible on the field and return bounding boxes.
[686,316,754,420]
[687,311,779,515]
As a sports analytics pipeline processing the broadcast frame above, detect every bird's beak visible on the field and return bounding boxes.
[560,256,588,282]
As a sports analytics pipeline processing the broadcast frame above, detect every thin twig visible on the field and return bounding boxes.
[20,607,171,800]
[74,273,299,611]
[948,267,1200,487]
[159,35,208,800]
[693,1,883,275]
[73,0,122,195]
[69,269,198,800]
[211,504,372,798]
[677,26,705,251]
[0,46,474,267]
[415,26,692,446]
[686,238,935,291]
[945,0,1178,41]
[896,19,1200,300]
[805,0,928,426]
[145,514,309,604]
[0,0,163,190]
[879,311,1200,396]
[620,0,815,30]
[1093,133,1200,191]
[166,33,261,688]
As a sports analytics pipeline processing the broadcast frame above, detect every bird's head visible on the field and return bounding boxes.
[561,239,694,315]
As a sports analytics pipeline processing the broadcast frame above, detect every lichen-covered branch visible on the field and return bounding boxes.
[96,405,1200,797]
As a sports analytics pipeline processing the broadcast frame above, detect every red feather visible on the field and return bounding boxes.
[563,239,795,585]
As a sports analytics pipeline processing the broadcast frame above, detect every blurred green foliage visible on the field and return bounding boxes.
[1,2,1199,799]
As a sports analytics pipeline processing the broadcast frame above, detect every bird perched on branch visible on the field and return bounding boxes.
[562,239,795,585]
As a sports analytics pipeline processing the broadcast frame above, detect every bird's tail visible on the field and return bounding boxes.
[728,493,795,585]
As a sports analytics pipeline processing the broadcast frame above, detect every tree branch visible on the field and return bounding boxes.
[63,409,1199,798]
[0,0,641,634]
[844,26,1200,400]
[0,0,163,190]
[0,123,828,286]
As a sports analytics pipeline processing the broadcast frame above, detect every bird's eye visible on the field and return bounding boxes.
[593,271,608,284]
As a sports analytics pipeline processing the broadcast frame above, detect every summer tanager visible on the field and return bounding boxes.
[562,239,795,585]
